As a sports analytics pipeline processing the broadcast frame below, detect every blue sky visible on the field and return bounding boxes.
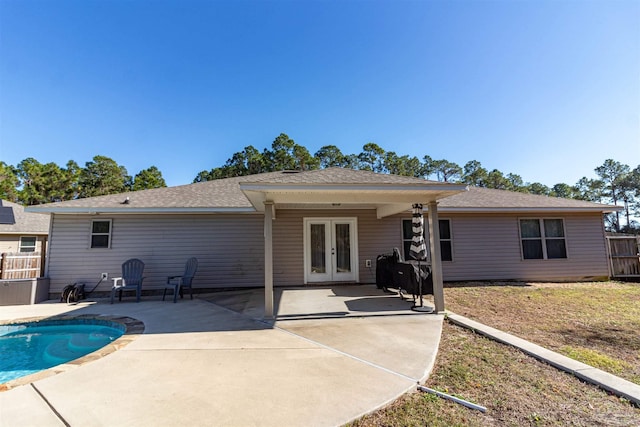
[1,0,638,188]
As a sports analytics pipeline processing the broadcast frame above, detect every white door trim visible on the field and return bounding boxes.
[303,217,359,284]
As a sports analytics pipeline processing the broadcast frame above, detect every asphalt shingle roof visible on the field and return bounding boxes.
[26,168,615,212]
[0,200,50,234]
[439,186,610,210]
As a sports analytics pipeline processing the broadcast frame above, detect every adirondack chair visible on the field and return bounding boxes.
[110,258,145,303]
[163,257,198,303]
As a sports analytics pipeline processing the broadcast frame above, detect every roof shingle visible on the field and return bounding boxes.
[0,200,50,234]
[26,168,616,213]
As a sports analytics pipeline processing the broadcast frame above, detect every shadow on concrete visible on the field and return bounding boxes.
[2,284,437,337]
[0,297,273,336]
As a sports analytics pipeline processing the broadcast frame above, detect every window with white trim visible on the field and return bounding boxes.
[90,220,112,248]
[402,219,453,262]
[19,236,37,252]
[519,218,567,259]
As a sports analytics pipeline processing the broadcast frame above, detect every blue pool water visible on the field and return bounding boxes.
[0,319,124,384]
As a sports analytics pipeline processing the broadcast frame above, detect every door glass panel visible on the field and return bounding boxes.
[310,224,326,273]
[335,223,351,273]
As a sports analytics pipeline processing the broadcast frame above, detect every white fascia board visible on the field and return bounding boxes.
[24,207,258,214]
[438,207,621,213]
[0,231,49,235]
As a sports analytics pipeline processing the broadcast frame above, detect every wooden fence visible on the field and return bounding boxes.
[606,236,640,278]
[0,252,43,279]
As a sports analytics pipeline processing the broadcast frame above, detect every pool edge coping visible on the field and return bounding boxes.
[0,314,145,392]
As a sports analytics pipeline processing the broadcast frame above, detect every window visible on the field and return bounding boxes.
[19,236,37,252]
[519,218,567,260]
[402,219,452,262]
[91,220,112,248]
[439,219,453,262]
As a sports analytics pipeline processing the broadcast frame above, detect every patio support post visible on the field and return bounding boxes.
[264,201,274,319]
[427,201,445,313]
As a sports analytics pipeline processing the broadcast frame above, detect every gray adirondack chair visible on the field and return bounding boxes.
[110,258,145,303]
[163,257,198,303]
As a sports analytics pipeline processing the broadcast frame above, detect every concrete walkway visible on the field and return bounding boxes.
[447,313,640,406]
[0,286,442,427]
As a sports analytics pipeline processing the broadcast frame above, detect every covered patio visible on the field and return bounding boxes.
[240,177,468,318]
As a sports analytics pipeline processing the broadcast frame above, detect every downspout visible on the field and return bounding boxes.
[44,213,54,278]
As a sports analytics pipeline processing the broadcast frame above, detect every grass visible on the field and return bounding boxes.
[444,281,640,384]
[351,322,640,427]
[350,281,640,426]
[560,345,631,374]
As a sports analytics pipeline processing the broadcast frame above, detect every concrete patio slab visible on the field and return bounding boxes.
[278,315,442,381]
[0,285,442,427]
[0,385,64,427]
[206,286,433,321]
[207,286,443,381]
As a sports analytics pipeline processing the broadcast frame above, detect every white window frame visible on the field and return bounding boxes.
[19,236,37,252]
[519,218,567,260]
[90,219,112,249]
[402,218,453,262]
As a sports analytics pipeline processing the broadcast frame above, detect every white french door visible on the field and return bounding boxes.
[304,218,358,283]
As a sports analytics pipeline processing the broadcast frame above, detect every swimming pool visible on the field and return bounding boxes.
[0,318,125,384]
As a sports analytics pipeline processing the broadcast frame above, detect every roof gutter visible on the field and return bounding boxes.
[239,183,469,192]
[24,207,258,214]
[0,231,49,235]
[438,206,622,213]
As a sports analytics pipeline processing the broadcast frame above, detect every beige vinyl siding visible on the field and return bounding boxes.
[46,209,611,295]
[271,210,303,287]
[438,213,609,281]
[356,212,404,284]
[0,235,46,254]
[47,213,264,294]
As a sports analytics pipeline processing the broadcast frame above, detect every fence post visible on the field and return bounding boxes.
[0,253,6,280]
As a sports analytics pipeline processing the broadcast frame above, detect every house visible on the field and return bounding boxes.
[26,168,618,315]
[0,199,49,279]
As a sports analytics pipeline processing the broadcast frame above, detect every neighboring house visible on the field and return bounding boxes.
[0,199,50,278]
[27,168,618,314]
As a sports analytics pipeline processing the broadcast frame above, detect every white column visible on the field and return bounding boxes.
[427,201,445,313]
[264,201,274,319]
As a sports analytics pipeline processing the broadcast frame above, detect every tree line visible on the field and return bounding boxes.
[2,133,639,232]
[195,133,640,232]
[0,156,166,205]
